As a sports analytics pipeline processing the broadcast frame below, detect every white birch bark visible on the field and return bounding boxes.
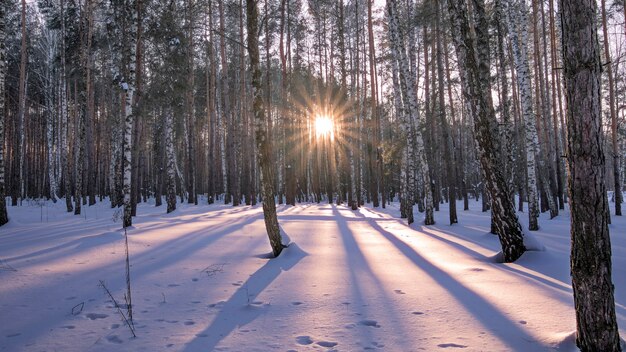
[61,0,72,213]
[43,29,58,201]
[121,0,137,227]
[165,109,177,213]
[504,0,540,230]
[387,0,434,225]
[388,3,412,224]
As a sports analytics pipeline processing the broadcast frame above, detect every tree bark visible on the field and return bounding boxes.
[247,0,284,257]
[121,0,138,228]
[0,1,8,226]
[504,0,540,230]
[561,0,622,350]
[387,0,434,225]
[601,0,622,216]
[447,0,526,262]
[435,0,457,224]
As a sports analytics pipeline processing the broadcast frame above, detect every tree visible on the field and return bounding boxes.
[560,0,622,350]
[386,0,434,225]
[504,0,541,230]
[0,0,8,226]
[447,0,526,262]
[601,0,622,216]
[247,0,284,257]
[120,0,138,228]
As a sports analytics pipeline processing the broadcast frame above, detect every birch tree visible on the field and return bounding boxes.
[120,0,137,228]
[246,0,284,257]
[386,0,434,225]
[447,0,526,262]
[601,0,622,216]
[561,0,622,349]
[0,0,8,226]
[504,0,540,230]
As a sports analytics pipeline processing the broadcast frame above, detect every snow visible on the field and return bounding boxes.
[0,198,625,351]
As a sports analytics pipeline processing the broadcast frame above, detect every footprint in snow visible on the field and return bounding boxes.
[6,333,21,338]
[167,284,180,287]
[317,341,338,348]
[291,301,303,306]
[394,289,406,295]
[85,313,108,320]
[296,336,314,345]
[412,311,424,315]
[184,320,195,326]
[519,320,527,325]
[106,335,123,344]
[437,343,467,348]
[62,325,76,329]
[359,320,381,328]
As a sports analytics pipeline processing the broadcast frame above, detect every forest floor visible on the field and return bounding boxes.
[0,197,625,352]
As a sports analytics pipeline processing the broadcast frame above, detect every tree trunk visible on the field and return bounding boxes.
[504,0,540,230]
[17,0,27,204]
[121,0,137,228]
[435,0,457,224]
[560,0,623,348]
[247,0,284,258]
[447,0,526,262]
[600,0,622,216]
[165,109,177,213]
[561,1,622,350]
[0,2,8,226]
[186,0,197,205]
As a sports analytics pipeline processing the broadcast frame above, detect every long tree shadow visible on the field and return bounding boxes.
[365,219,543,351]
[182,242,308,352]
[332,206,387,348]
[418,226,574,297]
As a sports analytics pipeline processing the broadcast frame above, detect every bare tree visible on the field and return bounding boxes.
[447,0,526,262]
[561,0,622,350]
[0,0,8,226]
[246,0,284,257]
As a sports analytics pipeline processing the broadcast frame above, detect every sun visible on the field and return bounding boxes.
[315,115,334,140]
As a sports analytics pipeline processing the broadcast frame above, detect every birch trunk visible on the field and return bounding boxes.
[17,0,27,203]
[61,0,73,213]
[246,0,284,257]
[44,29,58,202]
[504,0,540,230]
[561,0,621,349]
[165,110,176,213]
[447,0,526,262]
[435,0,457,225]
[387,0,434,225]
[122,0,137,228]
[601,0,622,216]
[0,1,8,226]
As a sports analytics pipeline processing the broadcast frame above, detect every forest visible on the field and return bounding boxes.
[0,0,625,351]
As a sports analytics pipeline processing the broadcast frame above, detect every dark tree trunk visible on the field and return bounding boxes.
[0,1,8,226]
[560,0,622,350]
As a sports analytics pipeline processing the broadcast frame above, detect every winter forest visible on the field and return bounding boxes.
[0,0,626,350]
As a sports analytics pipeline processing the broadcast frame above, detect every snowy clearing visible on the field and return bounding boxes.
[0,198,624,352]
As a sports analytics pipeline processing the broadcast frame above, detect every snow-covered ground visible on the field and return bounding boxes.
[0,197,624,352]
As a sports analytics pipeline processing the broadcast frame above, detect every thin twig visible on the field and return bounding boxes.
[99,280,136,338]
